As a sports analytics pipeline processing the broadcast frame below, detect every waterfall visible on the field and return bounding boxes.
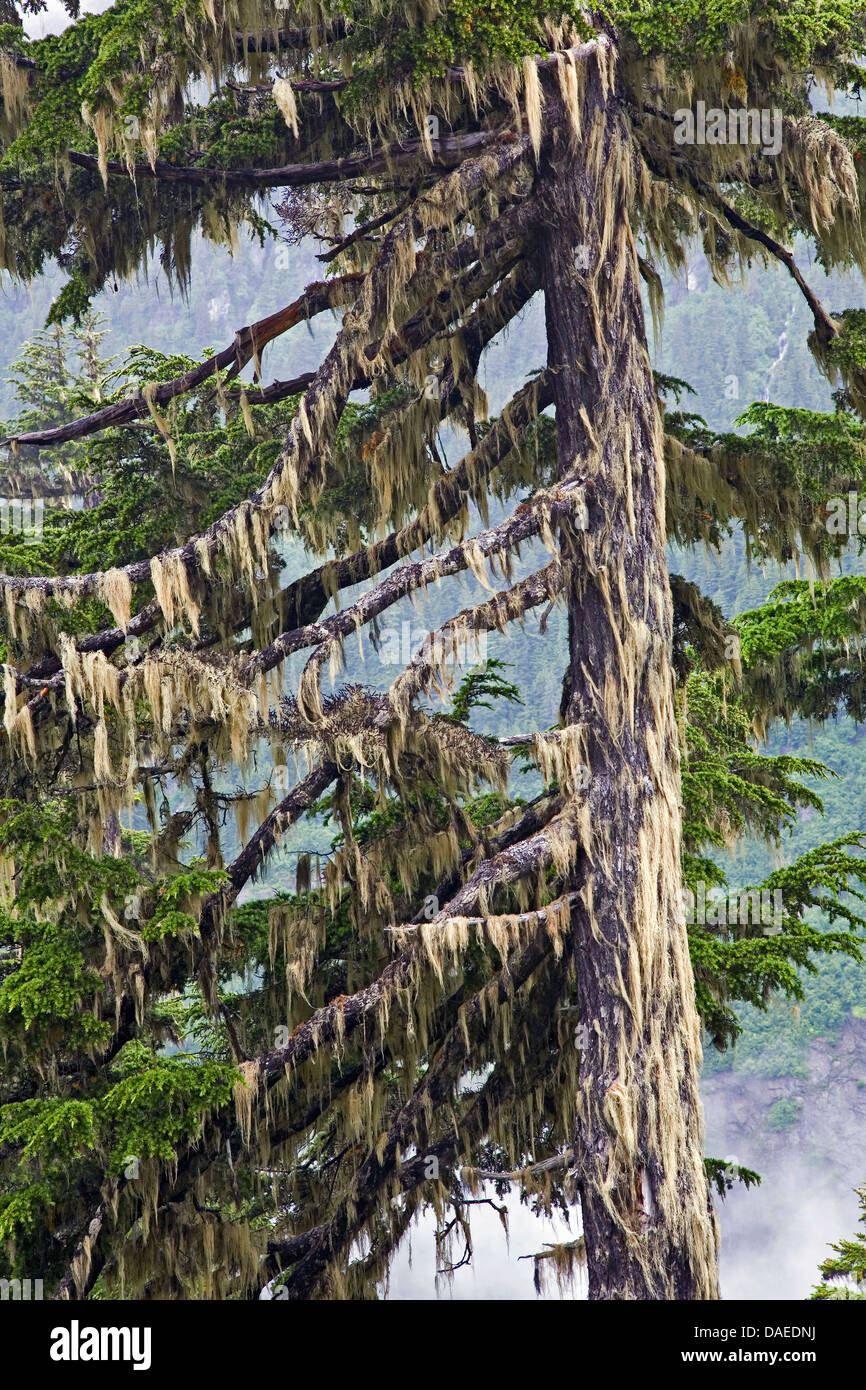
[764,301,797,402]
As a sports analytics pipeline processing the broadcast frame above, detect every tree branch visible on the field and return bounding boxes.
[66,132,498,190]
[0,277,362,451]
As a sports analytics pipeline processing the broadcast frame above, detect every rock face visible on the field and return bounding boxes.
[701,1015,866,1299]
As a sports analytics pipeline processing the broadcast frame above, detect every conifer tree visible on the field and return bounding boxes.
[2,1,866,1302]
[813,1185,866,1299]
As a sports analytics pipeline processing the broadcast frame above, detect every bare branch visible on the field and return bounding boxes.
[1,277,363,451]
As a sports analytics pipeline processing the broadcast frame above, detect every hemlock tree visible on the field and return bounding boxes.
[2,1,866,1302]
[813,1185,866,1299]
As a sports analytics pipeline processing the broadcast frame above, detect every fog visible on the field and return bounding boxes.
[378,1153,859,1300]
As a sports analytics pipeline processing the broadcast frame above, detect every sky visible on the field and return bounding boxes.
[21,0,112,38]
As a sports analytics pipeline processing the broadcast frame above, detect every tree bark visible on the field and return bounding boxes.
[536,52,720,1298]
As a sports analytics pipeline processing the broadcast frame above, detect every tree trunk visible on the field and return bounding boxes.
[536,49,720,1299]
